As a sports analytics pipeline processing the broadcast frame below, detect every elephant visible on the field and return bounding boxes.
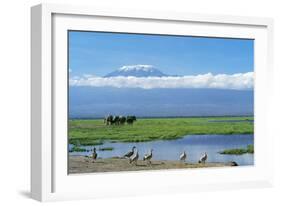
[105,115,137,125]
[104,115,113,125]
[112,116,120,125]
[126,116,137,125]
[119,116,126,125]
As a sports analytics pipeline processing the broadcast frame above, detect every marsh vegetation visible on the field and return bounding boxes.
[219,144,254,155]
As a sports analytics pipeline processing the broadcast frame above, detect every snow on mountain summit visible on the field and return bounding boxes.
[104,65,168,77]
[118,65,155,72]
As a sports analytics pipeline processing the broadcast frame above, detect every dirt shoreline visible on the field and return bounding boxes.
[69,156,237,174]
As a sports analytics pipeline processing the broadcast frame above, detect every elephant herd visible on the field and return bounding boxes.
[104,115,137,125]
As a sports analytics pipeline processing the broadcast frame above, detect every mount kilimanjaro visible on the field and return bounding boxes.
[104,65,168,77]
[69,64,253,118]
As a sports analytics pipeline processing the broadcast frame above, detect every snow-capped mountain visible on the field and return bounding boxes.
[104,65,168,77]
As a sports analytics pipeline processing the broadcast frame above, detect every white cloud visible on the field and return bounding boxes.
[69,72,254,90]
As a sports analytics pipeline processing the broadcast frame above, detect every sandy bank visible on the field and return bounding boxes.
[69,156,237,174]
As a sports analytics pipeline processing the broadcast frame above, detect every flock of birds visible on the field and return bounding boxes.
[91,146,208,165]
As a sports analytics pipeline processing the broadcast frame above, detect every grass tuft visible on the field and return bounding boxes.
[98,147,114,151]
[69,146,87,152]
[219,144,254,155]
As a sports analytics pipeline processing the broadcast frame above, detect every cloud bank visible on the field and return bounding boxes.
[69,72,254,90]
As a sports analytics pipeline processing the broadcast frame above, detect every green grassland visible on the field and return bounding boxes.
[69,116,254,146]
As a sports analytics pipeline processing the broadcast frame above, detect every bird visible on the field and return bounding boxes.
[230,161,238,166]
[124,146,136,159]
[180,151,187,162]
[92,147,97,162]
[129,149,139,165]
[198,152,207,164]
[143,149,153,165]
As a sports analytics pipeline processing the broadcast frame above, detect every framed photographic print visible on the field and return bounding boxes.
[31,3,274,201]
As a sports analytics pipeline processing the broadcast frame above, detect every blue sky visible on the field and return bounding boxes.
[68,31,254,77]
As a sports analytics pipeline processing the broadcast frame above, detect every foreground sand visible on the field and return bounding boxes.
[69,156,237,174]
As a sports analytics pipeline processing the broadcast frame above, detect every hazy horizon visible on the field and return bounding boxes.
[69,87,253,118]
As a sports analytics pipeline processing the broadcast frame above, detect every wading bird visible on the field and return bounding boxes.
[124,146,136,159]
[129,149,139,165]
[198,152,207,164]
[92,147,97,162]
[143,149,153,165]
[180,151,187,162]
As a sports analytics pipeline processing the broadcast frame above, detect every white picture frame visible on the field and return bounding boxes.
[31,3,274,202]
